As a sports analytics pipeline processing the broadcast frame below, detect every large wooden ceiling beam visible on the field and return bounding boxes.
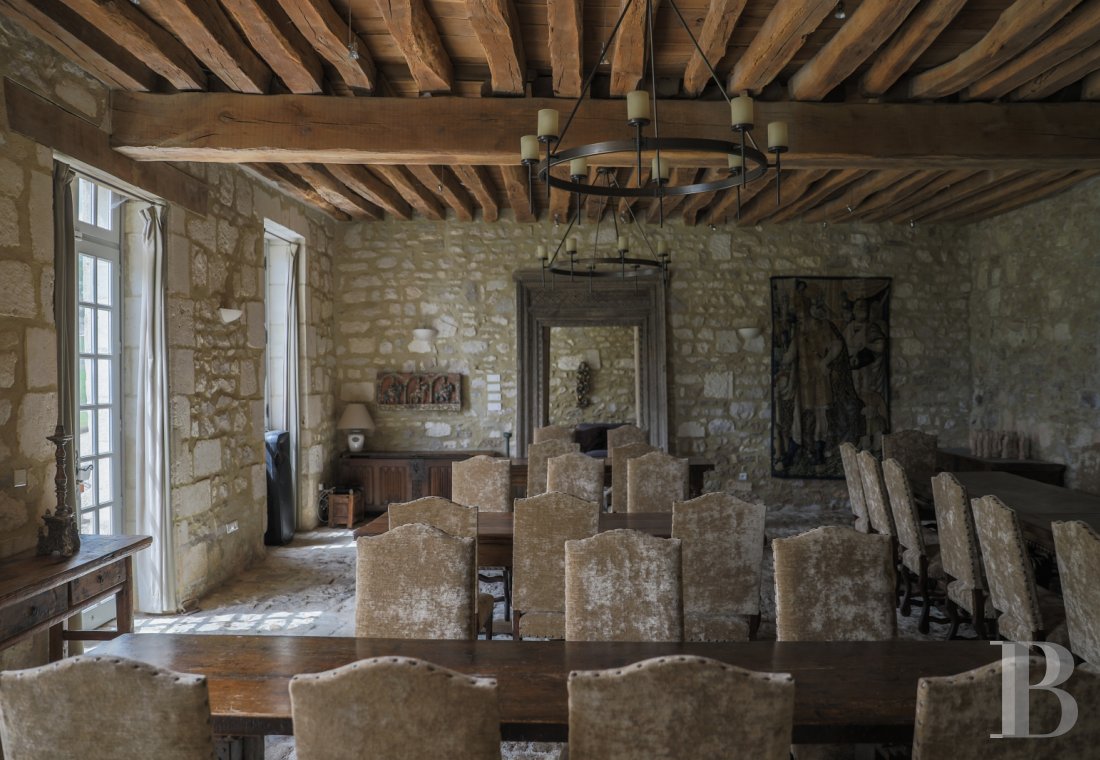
[860,0,966,98]
[408,166,475,220]
[499,165,537,223]
[800,171,907,223]
[610,0,660,96]
[768,170,868,223]
[110,94,1100,169]
[287,163,382,219]
[907,0,1085,100]
[727,0,835,95]
[0,0,157,91]
[276,0,377,92]
[137,0,272,93]
[1011,41,1100,100]
[372,0,452,93]
[546,0,583,97]
[327,164,413,219]
[466,0,526,95]
[371,165,445,220]
[453,165,501,222]
[246,163,350,220]
[938,171,1100,223]
[789,0,919,101]
[220,0,325,94]
[64,0,206,90]
[681,0,747,97]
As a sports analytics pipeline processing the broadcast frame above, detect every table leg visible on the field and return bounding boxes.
[48,622,64,661]
[215,736,265,760]
[116,556,135,633]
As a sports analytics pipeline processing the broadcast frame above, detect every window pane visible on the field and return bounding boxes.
[79,410,94,457]
[80,466,95,509]
[97,408,112,454]
[98,507,113,534]
[79,358,95,406]
[96,259,112,306]
[96,309,111,355]
[96,359,111,404]
[78,306,95,354]
[78,255,95,303]
[78,178,95,225]
[96,187,113,230]
[97,457,112,504]
[80,511,95,535]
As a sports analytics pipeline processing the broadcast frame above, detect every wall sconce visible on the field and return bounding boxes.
[218,307,243,324]
[737,326,762,341]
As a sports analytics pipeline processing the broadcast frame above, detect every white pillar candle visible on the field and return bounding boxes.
[730,94,753,127]
[727,153,743,170]
[536,244,547,259]
[566,236,578,253]
[617,235,628,251]
[570,157,588,177]
[651,156,670,180]
[521,135,540,161]
[768,121,789,150]
[626,90,650,122]
[537,108,559,138]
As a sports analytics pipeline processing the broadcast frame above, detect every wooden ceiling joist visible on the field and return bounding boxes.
[917,171,1074,223]
[860,0,967,97]
[371,0,452,94]
[700,170,772,226]
[408,166,475,220]
[609,0,659,97]
[644,169,697,223]
[738,169,829,226]
[499,165,537,223]
[275,0,377,92]
[287,163,382,219]
[1011,40,1100,100]
[545,0,582,98]
[371,165,445,220]
[768,169,868,223]
[857,170,975,224]
[219,0,324,94]
[453,165,501,222]
[1084,69,1100,99]
[799,171,908,223]
[326,164,413,219]
[838,171,945,223]
[681,0,748,97]
[727,0,835,95]
[615,167,645,220]
[878,171,1011,224]
[789,0,920,102]
[246,163,350,220]
[466,0,526,96]
[937,171,1100,223]
[676,168,726,226]
[136,0,272,94]
[907,0,1085,100]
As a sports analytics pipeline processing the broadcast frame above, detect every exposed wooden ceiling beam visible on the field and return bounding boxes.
[727,0,834,95]
[738,170,829,226]
[1084,69,1100,99]
[220,0,324,94]
[907,0,1085,100]
[453,165,500,222]
[371,0,452,93]
[371,165,445,220]
[876,171,1011,224]
[857,171,976,224]
[1011,41,1100,100]
[616,167,646,220]
[548,165,574,224]
[64,0,206,90]
[287,163,382,219]
[610,0,659,96]
[137,0,272,94]
[327,164,413,219]
[110,94,1100,170]
[682,0,748,97]
[546,0,582,98]
[840,171,947,223]
[700,171,771,226]
[800,171,908,223]
[276,0,377,92]
[768,169,868,223]
[408,166,474,220]
[789,0,919,101]
[860,0,966,98]
[644,169,696,223]
[939,171,1100,223]
[465,0,525,96]
[499,165,537,223]
[678,168,725,226]
[918,171,1074,223]
[246,163,350,220]
[0,0,157,91]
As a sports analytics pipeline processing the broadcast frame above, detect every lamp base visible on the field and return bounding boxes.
[347,432,366,453]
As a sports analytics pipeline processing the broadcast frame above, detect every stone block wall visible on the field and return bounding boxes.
[548,325,637,426]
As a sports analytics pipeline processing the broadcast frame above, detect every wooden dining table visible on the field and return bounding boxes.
[94,633,1000,745]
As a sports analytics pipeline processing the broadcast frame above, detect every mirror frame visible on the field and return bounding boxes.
[514,271,669,458]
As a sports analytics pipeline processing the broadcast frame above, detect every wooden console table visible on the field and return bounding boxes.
[937,447,1066,486]
[0,534,151,660]
[334,451,500,511]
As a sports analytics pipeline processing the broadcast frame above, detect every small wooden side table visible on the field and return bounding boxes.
[328,489,364,529]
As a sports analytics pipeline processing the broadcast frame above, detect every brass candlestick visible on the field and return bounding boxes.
[37,425,80,557]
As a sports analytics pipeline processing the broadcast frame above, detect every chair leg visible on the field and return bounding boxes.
[748,613,761,641]
[945,599,961,640]
[511,610,523,641]
[503,568,512,621]
[918,569,932,634]
[972,589,987,640]
[899,568,913,617]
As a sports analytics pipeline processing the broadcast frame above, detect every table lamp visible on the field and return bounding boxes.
[338,403,375,453]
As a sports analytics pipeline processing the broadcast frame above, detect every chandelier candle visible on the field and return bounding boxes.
[626,90,651,124]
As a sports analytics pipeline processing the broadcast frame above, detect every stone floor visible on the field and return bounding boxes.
[134,503,942,758]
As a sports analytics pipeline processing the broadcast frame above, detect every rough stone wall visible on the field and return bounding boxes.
[966,177,1100,493]
[337,217,972,507]
[548,325,637,426]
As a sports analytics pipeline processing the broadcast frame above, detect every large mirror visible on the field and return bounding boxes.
[514,271,668,458]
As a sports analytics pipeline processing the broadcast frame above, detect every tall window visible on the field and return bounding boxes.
[74,177,122,536]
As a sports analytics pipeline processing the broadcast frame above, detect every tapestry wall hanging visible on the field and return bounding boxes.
[376,371,462,411]
[770,276,891,479]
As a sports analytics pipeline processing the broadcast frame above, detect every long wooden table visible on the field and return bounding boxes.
[938,447,1066,486]
[94,633,1000,744]
[354,511,672,568]
[509,458,715,498]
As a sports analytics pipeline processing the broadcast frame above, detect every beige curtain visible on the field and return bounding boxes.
[52,162,78,514]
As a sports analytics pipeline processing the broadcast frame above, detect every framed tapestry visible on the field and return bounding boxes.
[770,276,891,479]
[376,371,462,411]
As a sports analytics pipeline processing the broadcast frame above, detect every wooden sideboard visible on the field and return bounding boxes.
[334,451,500,511]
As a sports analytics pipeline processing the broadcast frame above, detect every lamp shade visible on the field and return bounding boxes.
[338,403,375,431]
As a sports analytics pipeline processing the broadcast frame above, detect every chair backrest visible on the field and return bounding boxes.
[606,424,648,451]
[610,441,656,511]
[931,472,983,590]
[547,451,605,509]
[565,529,683,642]
[913,657,1100,759]
[882,458,926,556]
[672,492,765,641]
[388,496,477,538]
[452,455,512,512]
[290,656,501,760]
[513,491,600,638]
[773,526,896,641]
[839,442,870,533]
[568,655,794,760]
[971,495,1045,641]
[527,439,580,496]
[0,655,213,760]
[857,449,896,537]
[626,451,689,513]
[1053,520,1100,666]
[882,429,938,490]
[534,424,574,443]
[356,522,475,639]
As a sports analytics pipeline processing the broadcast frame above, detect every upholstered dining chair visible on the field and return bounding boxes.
[567,656,794,760]
[839,442,870,533]
[882,429,938,503]
[883,458,945,633]
[609,441,655,512]
[1053,520,1100,666]
[533,424,574,443]
[972,495,1066,643]
[606,423,648,451]
[356,522,478,639]
[526,438,579,496]
[0,655,214,760]
[931,472,993,639]
[856,449,897,541]
[773,526,896,642]
[289,656,501,760]
[565,529,683,642]
[912,657,1100,759]
[547,451,606,509]
[452,454,512,512]
[512,491,599,639]
[672,492,765,641]
[625,450,689,513]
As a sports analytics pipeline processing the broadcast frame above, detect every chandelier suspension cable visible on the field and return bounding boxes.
[646,0,665,226]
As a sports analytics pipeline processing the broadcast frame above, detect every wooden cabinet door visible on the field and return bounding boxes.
[426,462,452,499]
[376,463,412,506]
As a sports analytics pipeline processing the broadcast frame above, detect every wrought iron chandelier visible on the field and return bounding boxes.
[518,0,789,280]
